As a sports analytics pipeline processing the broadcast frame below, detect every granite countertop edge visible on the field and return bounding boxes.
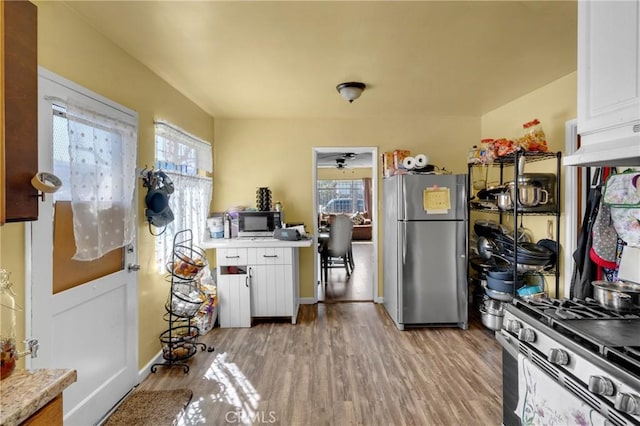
[0,368,77,426]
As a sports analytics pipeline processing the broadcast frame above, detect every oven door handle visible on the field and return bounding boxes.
[496,330,519,359]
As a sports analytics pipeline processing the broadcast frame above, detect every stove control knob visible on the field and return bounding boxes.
[547,348,569,365]
[615,393,640,415]
[588,376,615,396]
[517,328,536,343]
[504,319,522,333]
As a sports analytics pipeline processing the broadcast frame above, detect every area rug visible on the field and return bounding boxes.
[103,388,193,426]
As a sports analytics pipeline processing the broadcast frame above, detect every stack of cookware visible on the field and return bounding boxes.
[479,297,504,331]
[469,219,557,329]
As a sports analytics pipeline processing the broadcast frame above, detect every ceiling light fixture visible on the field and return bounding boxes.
[336,82,366,103]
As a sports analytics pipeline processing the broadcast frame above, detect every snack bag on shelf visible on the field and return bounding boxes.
[519,118,549,152]
[479,138,496,163]
[494,138,517,157]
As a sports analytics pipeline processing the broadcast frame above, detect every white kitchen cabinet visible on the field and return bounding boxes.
[577,0,640,135]
[216,248,251,328]
[247,247,298,322]
[213,243,305,327]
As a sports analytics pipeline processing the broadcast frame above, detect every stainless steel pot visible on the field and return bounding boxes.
[591,280,640,312]
[479,306,504,330]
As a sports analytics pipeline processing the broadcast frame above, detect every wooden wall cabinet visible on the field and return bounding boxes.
[1,0,38,225]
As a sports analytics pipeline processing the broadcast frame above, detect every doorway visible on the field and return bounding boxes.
[312,147,378,303]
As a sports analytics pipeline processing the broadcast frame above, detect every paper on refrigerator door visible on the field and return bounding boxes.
[423,186,451,213]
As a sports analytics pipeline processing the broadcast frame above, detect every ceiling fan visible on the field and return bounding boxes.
[335,158,350,169]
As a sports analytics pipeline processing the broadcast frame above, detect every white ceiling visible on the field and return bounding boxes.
[317,152,373,168]
[64,1,578,120]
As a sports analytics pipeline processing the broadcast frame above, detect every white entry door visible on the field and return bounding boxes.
[29,69,138,425]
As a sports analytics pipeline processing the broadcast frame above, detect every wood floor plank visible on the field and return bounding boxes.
[135,303,503,425]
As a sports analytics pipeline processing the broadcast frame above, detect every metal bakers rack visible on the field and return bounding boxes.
[151,229,214,373]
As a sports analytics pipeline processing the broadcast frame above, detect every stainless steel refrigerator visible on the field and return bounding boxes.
[383,174,468,330]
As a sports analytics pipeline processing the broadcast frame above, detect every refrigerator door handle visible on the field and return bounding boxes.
[401,222,407,264]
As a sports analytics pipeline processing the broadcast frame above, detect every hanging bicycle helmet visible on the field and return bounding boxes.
[142,169,175,235]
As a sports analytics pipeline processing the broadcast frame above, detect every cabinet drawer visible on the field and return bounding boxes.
[217,248,248,266]
[247,247,292,265]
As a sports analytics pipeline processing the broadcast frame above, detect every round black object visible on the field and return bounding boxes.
[146,189,169,213]
[486,275,524,293]
[487,268,518,281]
[518,242,554,258]
[474,220,500,238]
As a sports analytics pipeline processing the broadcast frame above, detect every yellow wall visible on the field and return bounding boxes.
[0,1,214,370]
[213,117,479,298]
[317,167,372,181]
[480,71,577,297]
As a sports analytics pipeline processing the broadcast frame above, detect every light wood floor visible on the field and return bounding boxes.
[136,303,503,425]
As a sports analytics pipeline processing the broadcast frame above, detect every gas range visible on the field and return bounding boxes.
[499,297,640,425]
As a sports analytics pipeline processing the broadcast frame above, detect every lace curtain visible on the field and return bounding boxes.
[66,101,137,261]
[155,121,213,173]
[155,173,212,272]
[153,120,213,273]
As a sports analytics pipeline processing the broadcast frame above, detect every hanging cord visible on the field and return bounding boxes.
[148,222,168,236]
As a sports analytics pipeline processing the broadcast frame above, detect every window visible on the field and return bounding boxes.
[318,179,365,214]
[51,99,137,261]
[153,121,212,272]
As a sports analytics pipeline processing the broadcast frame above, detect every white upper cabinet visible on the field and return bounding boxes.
[577,0,640,135]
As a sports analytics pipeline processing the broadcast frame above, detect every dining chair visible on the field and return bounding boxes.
[319,215,354,283]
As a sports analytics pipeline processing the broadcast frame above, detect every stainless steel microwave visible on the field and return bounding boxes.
[237,211,283,237]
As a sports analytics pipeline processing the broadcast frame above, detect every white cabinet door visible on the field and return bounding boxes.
[578,0,640,134]
[217,274,251,328]
[250,264,294,317]
[216,248,250,328]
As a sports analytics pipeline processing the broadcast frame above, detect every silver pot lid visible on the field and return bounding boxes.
[592,280,640,294]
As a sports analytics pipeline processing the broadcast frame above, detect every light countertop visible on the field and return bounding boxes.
[0,368,77,426]
[200,236,313,249]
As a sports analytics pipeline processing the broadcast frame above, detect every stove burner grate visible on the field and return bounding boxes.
[512,297,639,322]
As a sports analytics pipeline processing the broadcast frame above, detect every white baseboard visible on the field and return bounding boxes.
[138,349,163,383]
[299,297,317,304]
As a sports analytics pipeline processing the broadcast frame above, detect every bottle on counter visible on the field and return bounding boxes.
[1,269,18,380]
[223,213,231,239]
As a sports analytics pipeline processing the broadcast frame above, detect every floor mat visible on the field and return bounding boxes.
[103,388,193,426]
